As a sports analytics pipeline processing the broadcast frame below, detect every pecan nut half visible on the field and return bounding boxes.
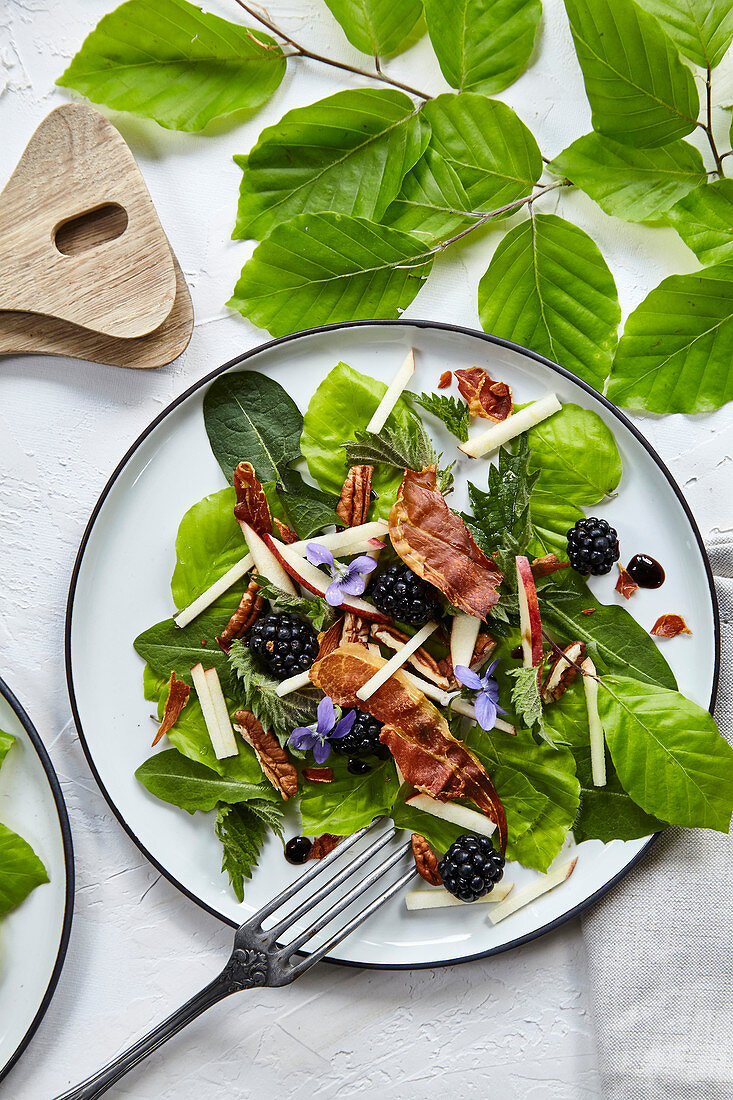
[541,641,586,703]
[337,465,374,527]
[217,578,264,653]
[233,710,298,799]
[341,611,371,647]
[412,834,443,886]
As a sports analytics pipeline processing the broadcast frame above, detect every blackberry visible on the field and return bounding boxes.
[333,712,389,758]
[567,517,620,576]
[438,834,505,903]
[248,612,319,680]
[370,564,439,625]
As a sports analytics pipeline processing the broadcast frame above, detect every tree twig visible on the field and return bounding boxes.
[232,0,432,100]
[697,66,724,176]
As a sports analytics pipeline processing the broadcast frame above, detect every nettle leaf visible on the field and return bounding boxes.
[529,493,584,559]
[599,676,733,832]
[507,665,549,742]
[0,823,49,916]
[636,0,733,70]
[300,756,399,836]
[465,437,537,569]
[233,89,429,241]
[228,641,318,739]
[323,0,425,57]
[203,371,303,486]
[229,213,433,338]
[301,361,416,520]
[384,93,542,241]
[408,391,470,442]
[527,402,623,505]
[57,0,285,132]
[424,0,541,95]
[216,800,284,901]
[135,749,272,813]
[551,133,707,223]
[563,0,699,148]
[478,213,620,392]
[667,180,733,266]
[171,488,245,610]
[608,264,733,413]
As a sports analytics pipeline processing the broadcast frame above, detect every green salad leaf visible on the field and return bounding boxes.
[276,470,342,539]
[234,89,428,240]
[300,756,399,836]
[635,0,733,70]
[229,641,318,739]
[608,264,733,413]
[216,800,285,901]
[323,0,425,58]
[134,610,232,689]
[57,0,285,132]
[478,213,621,392]
[170,488,245,610]
[563,0,699,148]
[0,823,49,916]
[551,134,707,223]
[229,213,434,338]
[135,749,273,813]
[254,575,336,632]
[301,361,417,519]
[424,0,541,95]
[408,391,469,442]
[466,727,580,872]
[0,730,15,769]
[527,403,623,505]
[390,798,466,855]
[666,180,733,267]
[203,371,303,485]
[384,93,542,241]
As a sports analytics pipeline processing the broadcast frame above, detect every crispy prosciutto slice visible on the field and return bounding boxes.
[233,461,272,535]
[389,466,503,620]
[310,643,507,851]
[152,672,190,747]
[456,367,513,422]
[651,613,692,638]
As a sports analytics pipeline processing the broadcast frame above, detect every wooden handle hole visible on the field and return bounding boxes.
[54,202,128,256]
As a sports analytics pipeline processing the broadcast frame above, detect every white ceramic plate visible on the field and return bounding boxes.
[0,678,74,1082]
[65,321,718,969]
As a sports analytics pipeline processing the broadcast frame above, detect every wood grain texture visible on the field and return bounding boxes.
[0,256,193,368]
[0,103,177,338]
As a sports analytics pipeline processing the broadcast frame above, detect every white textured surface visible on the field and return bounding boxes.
[0,0,730,1095]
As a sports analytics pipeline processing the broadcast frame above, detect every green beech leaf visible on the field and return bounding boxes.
[323,0,425,57]
[233,89,428,240]
[203,371,303,485]
[135,749,273,814]
[383,93,542,241]
[301,361,417,519]
[57,0,286,131]
[598,676,733,831]
[667,180,733,266]
[608,264,733,413]
[0,823,49,915]
[636,0,733,69]
[541,581,677,690]
[551,133,707,222]
[529,494,584,558]
[299,756,399,835]
[229,213,433,338]
[563,0,699,148]
[527,403,623,504]
[478,213,620,392]
[0,730,15,769]
[171,488,245,610]
[424,0,541,95]
[466,727,580,872]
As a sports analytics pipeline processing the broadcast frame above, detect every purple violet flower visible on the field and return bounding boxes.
[305,542,377,607]
[454,659,507,731]
[288,696,356,763]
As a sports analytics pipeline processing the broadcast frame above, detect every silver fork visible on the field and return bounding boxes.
[55,820,416,1100]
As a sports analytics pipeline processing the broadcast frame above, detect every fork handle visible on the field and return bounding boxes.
[54,948,269,1100]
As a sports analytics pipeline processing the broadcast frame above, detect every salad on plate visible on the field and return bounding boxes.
[133,353,733,925]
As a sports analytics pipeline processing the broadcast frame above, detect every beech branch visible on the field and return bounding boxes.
[697,67,725,176]
[232,0,432,101]
[428,182,566,254]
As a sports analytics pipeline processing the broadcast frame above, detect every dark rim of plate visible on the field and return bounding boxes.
[64,319,720,972]
[0,676,75,1082]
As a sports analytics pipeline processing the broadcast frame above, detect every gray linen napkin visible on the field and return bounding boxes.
[581,537,733,1099]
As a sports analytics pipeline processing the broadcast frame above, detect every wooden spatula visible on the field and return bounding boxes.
[0,102,193,367]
